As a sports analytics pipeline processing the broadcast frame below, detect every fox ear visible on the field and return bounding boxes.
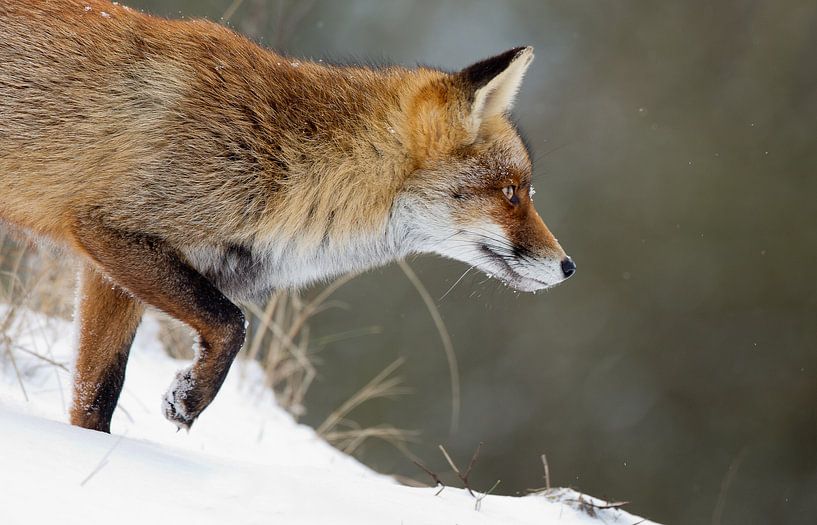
[458,46,534,132]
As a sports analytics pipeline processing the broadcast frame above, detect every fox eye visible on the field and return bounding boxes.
[502,185,519,205]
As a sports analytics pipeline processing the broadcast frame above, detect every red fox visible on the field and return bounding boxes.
[0,0,575,433]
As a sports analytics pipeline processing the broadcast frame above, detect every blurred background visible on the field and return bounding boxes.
[4,1,816,523]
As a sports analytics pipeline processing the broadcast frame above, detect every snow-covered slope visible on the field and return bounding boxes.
[0,308,657,525]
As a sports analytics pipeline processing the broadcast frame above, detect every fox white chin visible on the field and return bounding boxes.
[480,261,567,292]
[504,272,556,292]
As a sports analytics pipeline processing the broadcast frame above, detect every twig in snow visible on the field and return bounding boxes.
[568,494,630,517]
[80,432,127,487]
[412,459,446,496]
[474,479,501,511]
[542,453,551,491]
[438,442,482,497]
[572,495,597,518]
[527,453,556,494]
[585,500,631,510]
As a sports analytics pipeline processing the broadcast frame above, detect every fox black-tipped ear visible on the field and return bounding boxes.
[458,46,534,132]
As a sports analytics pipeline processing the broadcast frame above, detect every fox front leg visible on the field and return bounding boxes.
[71,220,246,430]
[71,264,145,433]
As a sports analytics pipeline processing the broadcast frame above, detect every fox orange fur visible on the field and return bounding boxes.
[0,0,574,432]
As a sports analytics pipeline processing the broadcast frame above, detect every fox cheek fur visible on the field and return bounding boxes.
[0,1,573,433]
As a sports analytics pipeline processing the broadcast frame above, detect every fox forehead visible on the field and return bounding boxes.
[455,125,532,187]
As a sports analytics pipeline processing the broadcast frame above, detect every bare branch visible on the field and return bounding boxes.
[412,459,446,496]
[462,441,483,481]
[438,442,483,497]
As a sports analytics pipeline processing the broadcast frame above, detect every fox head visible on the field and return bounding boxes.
[400,47,575,292]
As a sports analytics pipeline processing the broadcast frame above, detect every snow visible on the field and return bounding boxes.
[0,308,658,525]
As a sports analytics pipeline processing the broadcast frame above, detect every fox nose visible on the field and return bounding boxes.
[560,256,576,278]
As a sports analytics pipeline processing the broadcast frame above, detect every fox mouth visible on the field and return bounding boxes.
[479,244,550,291]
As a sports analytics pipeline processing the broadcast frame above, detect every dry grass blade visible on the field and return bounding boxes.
[317,358,409,436]
[711,445,749,525]
[285,272,355,343]
[1,241,76,402]
[398,260,460,435]
[243,294,316,416]
[221,0,245,22]
[323,425,418,455]
[11,345,69,372]
[240,273,352,417]
[310,326,382,347]
[244,299,300,355]
[245,292,279,365]
[3,339,28,401]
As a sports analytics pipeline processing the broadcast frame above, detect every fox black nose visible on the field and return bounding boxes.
[561,256,576,278]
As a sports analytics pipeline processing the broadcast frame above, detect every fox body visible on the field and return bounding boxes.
[0,0,574,432]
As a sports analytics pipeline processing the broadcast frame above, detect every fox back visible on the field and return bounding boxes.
[0,0,575,432]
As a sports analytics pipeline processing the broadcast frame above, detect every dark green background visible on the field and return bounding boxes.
[130,1,817,523]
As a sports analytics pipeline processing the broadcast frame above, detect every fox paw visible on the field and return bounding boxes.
[162,368,199,431]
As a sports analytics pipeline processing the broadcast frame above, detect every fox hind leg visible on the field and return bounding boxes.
[71,222,246,430]
[71,264,145,433]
